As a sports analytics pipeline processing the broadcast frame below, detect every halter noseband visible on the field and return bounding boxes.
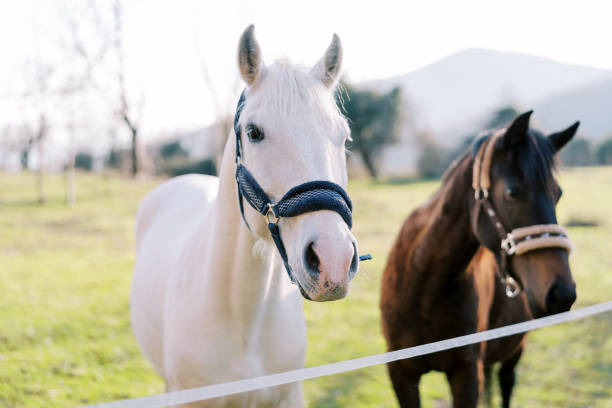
[233,90,371,285]
[472,131,573,298]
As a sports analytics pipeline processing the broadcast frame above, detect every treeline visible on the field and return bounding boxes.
[71,141,217,177]
[337,82,402,179]
[71,80,405,179]
[417,107,612,179]
[71,99,612,182]
[557,137,612,167]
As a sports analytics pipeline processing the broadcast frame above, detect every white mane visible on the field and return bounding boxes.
[246,60,350,142]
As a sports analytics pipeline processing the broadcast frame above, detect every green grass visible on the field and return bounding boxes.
[1,168,611,407]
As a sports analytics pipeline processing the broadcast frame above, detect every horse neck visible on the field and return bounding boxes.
[202,136,294,338]
[413,156,481,283]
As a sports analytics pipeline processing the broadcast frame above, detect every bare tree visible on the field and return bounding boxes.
[64,114,77,206]
[195,54,241,167]
[34,115,48,203]
[111,0,142,177]
[64,0,144,177]
[192,20,242,167]
[23,56,54,204]
[0,2,101,203]
[19,110,50,203]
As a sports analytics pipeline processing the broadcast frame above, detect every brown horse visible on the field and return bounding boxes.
[380,111,579,408]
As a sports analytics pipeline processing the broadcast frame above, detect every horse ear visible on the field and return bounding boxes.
[238,25,264,86]
[503,110,533,148]
[311,34,343,88]
[549,121,580,152]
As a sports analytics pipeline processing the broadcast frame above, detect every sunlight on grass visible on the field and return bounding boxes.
[1,168,611,407]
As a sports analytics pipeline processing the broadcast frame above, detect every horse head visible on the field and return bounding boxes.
[470,111,579,317]
[234,25,358,301]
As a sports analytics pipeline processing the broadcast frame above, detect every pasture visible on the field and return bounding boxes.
[1,168,611,407]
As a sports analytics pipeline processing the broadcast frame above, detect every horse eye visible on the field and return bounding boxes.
[246,124,264,143]
[506,186,521,199]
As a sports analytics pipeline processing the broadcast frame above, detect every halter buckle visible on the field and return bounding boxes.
[501,275,521,298]
[266,203,280,225]
[501,234,517,255]
[474,188,489,200]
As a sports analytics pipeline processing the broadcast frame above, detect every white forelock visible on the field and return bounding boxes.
[244,59,349,142]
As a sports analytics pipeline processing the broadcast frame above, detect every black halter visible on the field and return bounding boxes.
[233,90,370,284]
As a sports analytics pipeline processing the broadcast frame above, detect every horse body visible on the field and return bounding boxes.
[381,154,492,407]
[132,144,305,406]
[131,26,356,407]
[381,113,578,408]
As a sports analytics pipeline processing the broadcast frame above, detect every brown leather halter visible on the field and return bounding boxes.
[472,131,573,298]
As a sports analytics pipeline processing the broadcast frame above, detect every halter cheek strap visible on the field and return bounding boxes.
[473,132,573,298]
[235,164,356,281]
[233,90,371,285]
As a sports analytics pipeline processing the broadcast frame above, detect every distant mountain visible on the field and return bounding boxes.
[535,78,612,140]
[364,49,612,146]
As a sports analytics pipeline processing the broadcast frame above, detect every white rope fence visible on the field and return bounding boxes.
[83,300,612,408]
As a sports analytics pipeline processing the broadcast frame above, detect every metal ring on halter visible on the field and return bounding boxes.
[501,275,521,298]
[265,204,280,225]
[501,234,517,255]
[474,188,489,200]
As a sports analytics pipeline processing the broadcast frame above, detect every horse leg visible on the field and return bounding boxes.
[387,360,422,408]
[446,359,483,408]
[498,348,523,408]
[482,364,493,408]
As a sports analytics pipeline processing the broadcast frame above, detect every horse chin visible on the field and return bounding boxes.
[310,285,349,302]
[303,287,349,302]
[524,290,548,319]
[295,280,312,301]
[292,269,350,302]
[527,301,547,319]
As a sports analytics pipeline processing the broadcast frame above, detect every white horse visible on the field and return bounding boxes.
[131,25,359,407]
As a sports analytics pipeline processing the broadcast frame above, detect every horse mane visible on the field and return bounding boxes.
[513,129,558,193]
[247,59,348,135]
[464,127,558,193]
[442,151,471,183]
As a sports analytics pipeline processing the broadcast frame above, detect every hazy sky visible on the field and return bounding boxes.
[1,0,611,146]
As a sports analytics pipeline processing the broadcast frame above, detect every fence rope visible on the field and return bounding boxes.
[83,300,612,408]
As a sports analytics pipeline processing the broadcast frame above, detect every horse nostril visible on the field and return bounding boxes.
[546,281,576,314]
[304,242,320,274]
[349,242,358,278]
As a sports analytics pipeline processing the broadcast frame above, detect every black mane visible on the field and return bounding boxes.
[469,128,557,193]
[513,129,557,192]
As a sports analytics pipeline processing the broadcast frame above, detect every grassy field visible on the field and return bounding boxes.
[1,168,611,407]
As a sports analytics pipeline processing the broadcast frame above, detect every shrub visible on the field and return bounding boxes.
[75,152,94,171]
